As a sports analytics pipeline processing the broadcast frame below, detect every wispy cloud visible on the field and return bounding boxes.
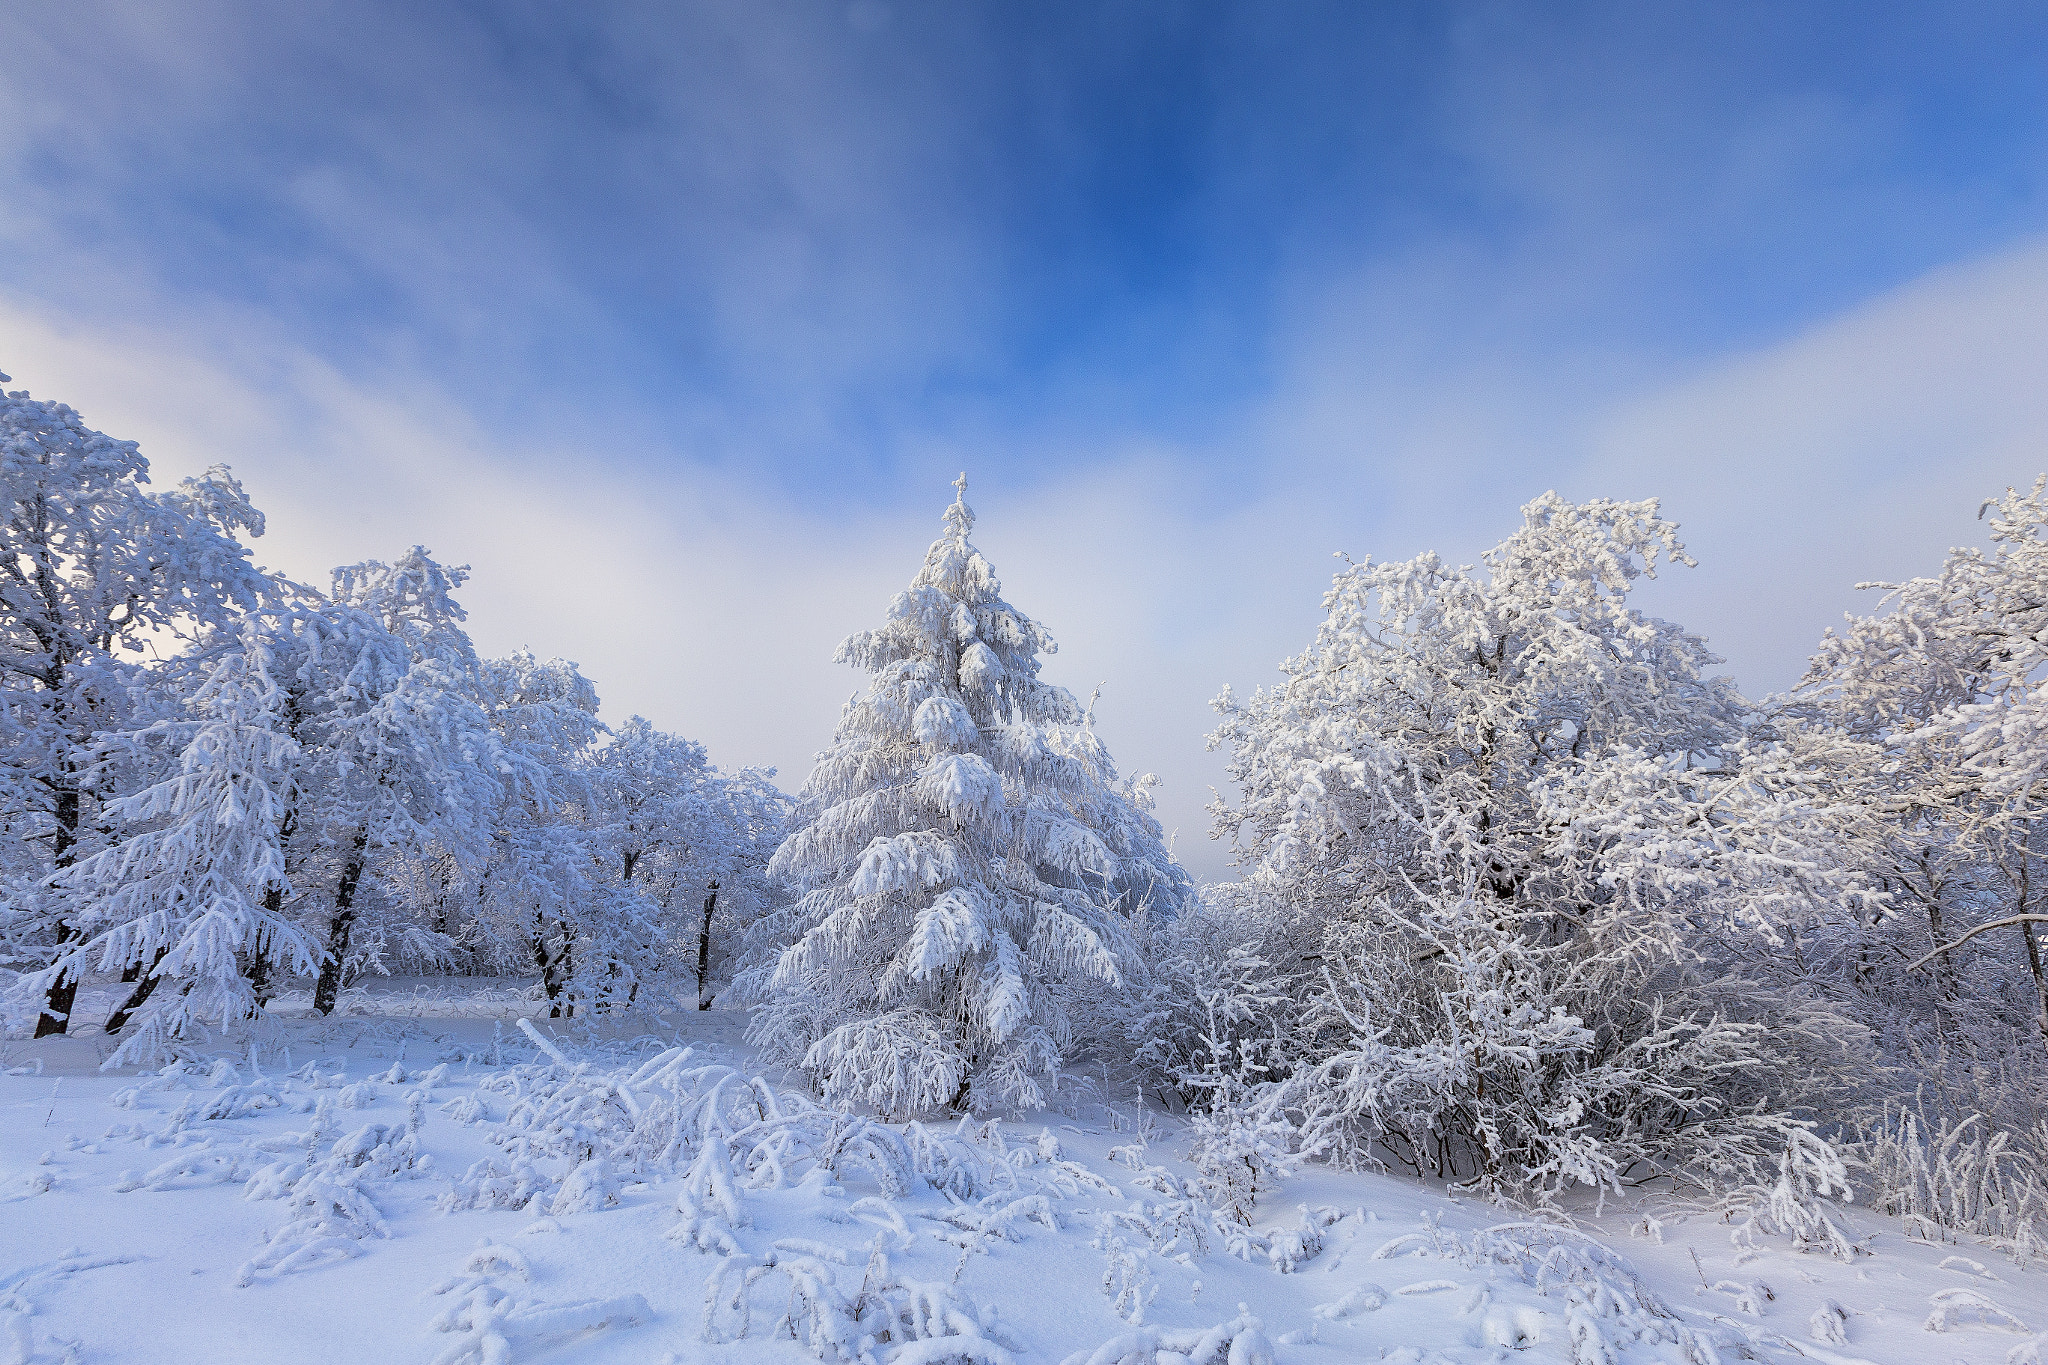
[9,233,2045,876]
[3,2,2046,877]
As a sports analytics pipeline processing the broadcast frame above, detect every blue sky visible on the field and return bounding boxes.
[4,1,2047,874]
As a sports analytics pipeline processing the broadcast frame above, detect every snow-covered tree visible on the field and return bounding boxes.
[0,374,270,1034]
[1778,476,2048,1131]
[753,476,1193,1116]
[466,650,627,1016]
[271,550,507,1014]
[588,717,788,1010]
[1208,493,1874,1203]
[29,617,318,1060]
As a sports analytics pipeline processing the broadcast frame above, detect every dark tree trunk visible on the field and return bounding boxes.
[2021,920,2048,1050]
[243,950,271,1014]
[2012,856,2048,1050]
[244,882,286,1011]
[35,782,82,1037]
[556,932,574,1018]
[247,800,294,1011]
[1925,896,1955,1001]
[432,858,452,938]
[535,916,575,1018]
[104,945,169,1034]
[696,881,719,1010]
[312,828,370,1015]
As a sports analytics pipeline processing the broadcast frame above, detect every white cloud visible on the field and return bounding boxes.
[5,231,2046,883]
[1568,232,2048,692]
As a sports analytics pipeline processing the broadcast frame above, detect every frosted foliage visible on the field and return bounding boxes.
[1774,476,2048,1217]
[1884,477,2048,797]
[1208,493,1875,1202]
[293,553,507,854]
[755,479,1193,1116]
[264,553,511,1016]
[29,619,319,1060]
[0,376,269,1032]
[465,651,628,1015]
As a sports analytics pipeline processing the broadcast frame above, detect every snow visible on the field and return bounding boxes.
[3,985,2044,1365]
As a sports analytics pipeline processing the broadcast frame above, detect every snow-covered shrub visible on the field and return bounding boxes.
[1182,1091,1300,1226]
[703,1239,1020,1365]
[237,1087,431,1285]
[1713,1123,1862,1260]
[1059,1311,1274,1365]
[427,1240,650,1365]
[1208,493,1876,1205]
[1851,1104,2048,1259]
[1118,891,1297,1113]
[1369,1216,1725,1364]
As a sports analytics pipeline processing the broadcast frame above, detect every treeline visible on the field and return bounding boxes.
[1152,486,2048,1221]
[0,375,786,1060]
[10,370,2048,1231]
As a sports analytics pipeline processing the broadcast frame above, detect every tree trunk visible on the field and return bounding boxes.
[2011,855,2048,1050]
[243,950,271,1015]
[1925,897,1953,995]
[535,916,575,1018]
[103,946,169,1034]
[2019,919,2048,1050]
[312,828,370,1015]
[35,782,82,1037]
[245,882,285,1011]
[557,931,574,1018]
[431,857,452,938]
[1916,853,1957,1003]
[696,880,719,1011]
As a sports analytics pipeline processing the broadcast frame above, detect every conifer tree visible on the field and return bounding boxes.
[0,374,270,1034]
[34,617,318,1061]
[754,477,1191,1116]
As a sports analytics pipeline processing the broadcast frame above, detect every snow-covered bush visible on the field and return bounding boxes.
[1207,493,1875,1205]
[1851,1103,2048,1260]
[1117,890,1297,1114]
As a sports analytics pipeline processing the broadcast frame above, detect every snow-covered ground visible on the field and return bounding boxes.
[2,982,2043,1365]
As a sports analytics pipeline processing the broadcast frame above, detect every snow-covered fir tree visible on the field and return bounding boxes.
[0,374,271,1035]
[752,476,1193,1117]
[30,616,318,1061]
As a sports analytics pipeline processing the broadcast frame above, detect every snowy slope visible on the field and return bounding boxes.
[2,991,2044,1365]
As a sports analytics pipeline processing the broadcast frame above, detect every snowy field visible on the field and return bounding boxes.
[0,983,2040,1365]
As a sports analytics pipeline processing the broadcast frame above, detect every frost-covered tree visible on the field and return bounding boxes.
[753,477,1193,1116]
[268,551,506,1014]
[1779,476,2048,1131]
[1208,493,1874,1203]
[466,651,630,1017]
[683,766,790,1010]
[589,717,788,1010]
[29,617,318,1060]
[0,373,270,1034]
